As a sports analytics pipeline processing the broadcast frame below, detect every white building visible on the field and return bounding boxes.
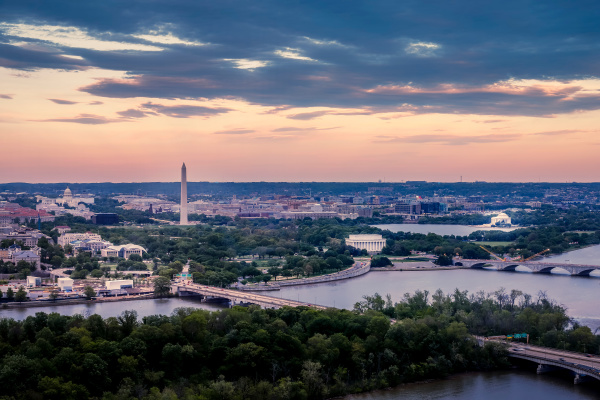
[491,212,512,226]
[37,188,94,210]
[58,232,102,247]
[346,234,386,253]
[101,244,146,259]
[57,277,74,291]
[105,279,134,290]
[26,276,41,287]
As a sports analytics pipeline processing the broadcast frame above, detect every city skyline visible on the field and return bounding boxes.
[1,1,599,183]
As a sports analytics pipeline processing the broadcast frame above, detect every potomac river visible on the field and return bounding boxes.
[2,229,600,398]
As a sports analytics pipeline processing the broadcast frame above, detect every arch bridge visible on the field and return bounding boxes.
[455,259,600,276]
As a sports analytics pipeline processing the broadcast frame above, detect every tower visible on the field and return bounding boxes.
[180,163,188,225]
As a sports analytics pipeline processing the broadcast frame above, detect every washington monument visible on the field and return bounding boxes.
[180,162,188,225]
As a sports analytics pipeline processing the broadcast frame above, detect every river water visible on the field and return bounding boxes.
[344,369,599,399]
[0,297,227,320]
[2,236,600,398]
[372,223,518,236]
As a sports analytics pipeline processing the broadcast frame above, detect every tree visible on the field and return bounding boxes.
[268,267,280,281]
[262,274,272,284]
[15,286,27,303]
[153,276,171,297]
[84,285,96,300]
[434,254,453,266]
[371,256,392,268]
[6,287,14,301]
[49,288,59,302]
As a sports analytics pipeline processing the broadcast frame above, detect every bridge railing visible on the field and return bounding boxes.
[512,353,600,378]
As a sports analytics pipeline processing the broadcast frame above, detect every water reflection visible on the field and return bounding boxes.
[344,370,599,400]
[0,297,227,320]
[372,224,518,236]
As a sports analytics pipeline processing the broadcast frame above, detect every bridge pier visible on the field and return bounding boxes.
[574,374,593,384]
[537,364,559,374]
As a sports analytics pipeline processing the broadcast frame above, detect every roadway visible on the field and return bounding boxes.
[506,343,600,369]
[174,281,328,310]
[485,339,600,382]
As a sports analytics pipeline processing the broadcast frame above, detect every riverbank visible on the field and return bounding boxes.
[373,263,468,271]
[0,292,158,310]
[238,261,371,291]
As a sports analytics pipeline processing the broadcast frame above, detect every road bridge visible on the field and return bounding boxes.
[455,259,600,276]
[492,341,600,384]
[173,281,328,310]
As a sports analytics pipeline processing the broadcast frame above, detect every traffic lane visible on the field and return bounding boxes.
[177,284,323,308]
[510,346,599,369]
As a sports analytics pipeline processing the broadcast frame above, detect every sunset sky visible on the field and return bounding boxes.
[1,1,599,183]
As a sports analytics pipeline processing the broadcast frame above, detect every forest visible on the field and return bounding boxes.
[0,289,584,400]
[0,289,593,399]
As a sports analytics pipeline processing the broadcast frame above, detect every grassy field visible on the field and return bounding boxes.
[478,241,514,247]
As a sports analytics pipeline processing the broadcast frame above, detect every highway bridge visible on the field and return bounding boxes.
[173,281,328,310]
[456,259,600,276]
[485,339,600,384]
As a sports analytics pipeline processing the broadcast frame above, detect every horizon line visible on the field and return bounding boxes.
[0,181,597,185]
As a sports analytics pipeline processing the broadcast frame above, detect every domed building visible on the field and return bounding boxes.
[63,187,72,201]
[491,212,511,226]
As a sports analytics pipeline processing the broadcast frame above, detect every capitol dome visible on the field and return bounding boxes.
[63,187,72,198]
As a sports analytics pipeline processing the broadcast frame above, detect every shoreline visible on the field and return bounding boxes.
[0,293,158,310]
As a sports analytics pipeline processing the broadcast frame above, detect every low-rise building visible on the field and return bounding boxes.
[12,250,41,267]
[26,276,41,287]
[58,232,102,247]
[57,278,74,292]
[100,244,146,259]
[105,279,134,291]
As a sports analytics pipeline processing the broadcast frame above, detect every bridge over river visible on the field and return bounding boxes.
[456,259,600,276]
[173,281,328,310]
[483,339,600,384]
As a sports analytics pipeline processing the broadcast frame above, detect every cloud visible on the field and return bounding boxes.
[532,129,595,136]
[477,119,506,123]
[286,111,330,120]
[117,108,148,118]
[132,30,205,46]
[0,22,162,51]
[34,113,124,124]
[5,2,600,117]
[48,98,78,105]
[272,127,308,132]
[272,126,339,132]
[140,102,231,118]
[88,101,103,105]
[0,94,13,99]
[224,59,269,70]
[375,133,521,146]
[213,129,254,135]
[274,47,317,62]
[404,41,441,57]
[0,42,89,71]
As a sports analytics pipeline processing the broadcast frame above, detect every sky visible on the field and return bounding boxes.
[1,1,599,183]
